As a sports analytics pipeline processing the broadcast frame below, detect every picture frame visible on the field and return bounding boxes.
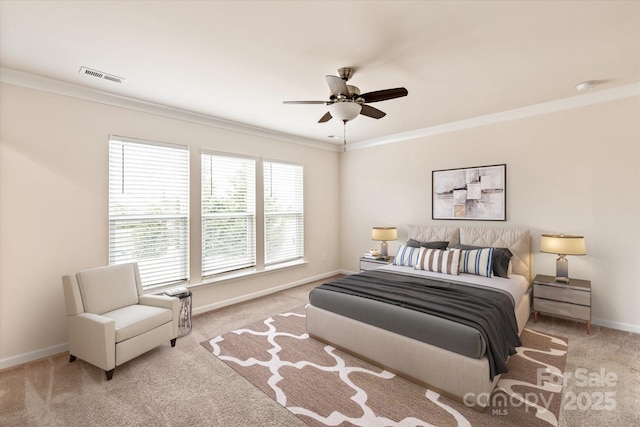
[432,164,506,221]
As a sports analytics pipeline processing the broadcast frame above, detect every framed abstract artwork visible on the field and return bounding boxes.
[432,164,506,221]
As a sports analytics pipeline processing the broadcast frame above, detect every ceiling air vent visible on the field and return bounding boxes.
[79,66,124,84]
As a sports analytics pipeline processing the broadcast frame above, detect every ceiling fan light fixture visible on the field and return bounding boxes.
[329,102,361,122]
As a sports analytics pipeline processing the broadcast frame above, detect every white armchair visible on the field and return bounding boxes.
[62,262,179,380]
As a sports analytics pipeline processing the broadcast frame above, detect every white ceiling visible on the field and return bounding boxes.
[1,1,639,147]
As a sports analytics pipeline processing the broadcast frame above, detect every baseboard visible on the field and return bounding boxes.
[592,317,640,334]
[0,271,344,372]
[192,270,342,316]
[0,343,68,371]
[12,272,633,372]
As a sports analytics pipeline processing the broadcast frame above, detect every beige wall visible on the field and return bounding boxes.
[339,95,640,331]
[1,81,638,369]
[0,83,340,366]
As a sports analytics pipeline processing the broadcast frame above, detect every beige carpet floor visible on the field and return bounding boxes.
[1,276,638,426]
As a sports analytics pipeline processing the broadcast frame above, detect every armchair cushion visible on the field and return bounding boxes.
[77,263,140,314]
[103,305,173,343]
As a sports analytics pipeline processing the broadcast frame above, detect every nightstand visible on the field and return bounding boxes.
[359,257,393,272]
[533,274,592,334]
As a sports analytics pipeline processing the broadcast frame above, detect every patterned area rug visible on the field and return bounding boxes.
[202,306,568,426]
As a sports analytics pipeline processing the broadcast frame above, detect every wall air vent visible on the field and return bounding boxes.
[79,66,124,84]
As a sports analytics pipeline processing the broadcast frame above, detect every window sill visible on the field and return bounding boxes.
[146,280,190,296]
[190,259,309,289]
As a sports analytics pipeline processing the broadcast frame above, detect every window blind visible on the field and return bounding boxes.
[264,161,304,265]
[108,137,189,289]
[201,153,256,277]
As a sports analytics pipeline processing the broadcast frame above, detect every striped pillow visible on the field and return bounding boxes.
[415,248,461,275]
[460,248,495,277]
[392,245,421,267]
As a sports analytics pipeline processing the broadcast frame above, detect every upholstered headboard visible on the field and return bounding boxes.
[407,225,460,246]
[407,225,531,282]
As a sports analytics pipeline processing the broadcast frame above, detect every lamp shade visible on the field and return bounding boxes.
[371,226,398,242]
[329,102,361,122]
[540,234,586,255]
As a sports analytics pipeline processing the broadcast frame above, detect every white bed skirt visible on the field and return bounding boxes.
[306,292,531,410]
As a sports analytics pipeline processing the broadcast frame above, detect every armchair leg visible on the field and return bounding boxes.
[170,338,177,347]
[106,369,114,381]
[69,355,77,362]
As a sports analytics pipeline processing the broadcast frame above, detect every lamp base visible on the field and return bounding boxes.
[555,256,569,283]
[380,241,389,258]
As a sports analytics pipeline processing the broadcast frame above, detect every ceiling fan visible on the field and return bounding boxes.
[283,67,408,124]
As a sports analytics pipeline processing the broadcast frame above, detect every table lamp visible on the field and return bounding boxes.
[371,226,397,259]
[540,233,586,283]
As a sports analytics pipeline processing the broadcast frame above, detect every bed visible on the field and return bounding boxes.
[306,226,532,410]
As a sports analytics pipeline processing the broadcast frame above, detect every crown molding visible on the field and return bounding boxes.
[2,67,637,153]
[0,67,341,152]
[346,82,640,151]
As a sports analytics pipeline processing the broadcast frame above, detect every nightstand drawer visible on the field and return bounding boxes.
[533,284,590,306]
[534,298,590,321]
[360,259,387,271]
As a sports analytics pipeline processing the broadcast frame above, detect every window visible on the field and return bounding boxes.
[201,153,256,277]
[264,161,304,265]
[108,136,189,289]
[109,137,303,285]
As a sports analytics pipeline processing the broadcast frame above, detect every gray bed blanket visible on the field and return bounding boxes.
[311,269,522,380]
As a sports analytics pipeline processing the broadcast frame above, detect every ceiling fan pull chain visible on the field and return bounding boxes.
[343,120,347,152]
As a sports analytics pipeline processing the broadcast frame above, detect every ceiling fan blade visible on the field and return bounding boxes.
[318,111,332,123]
[283,100,327,104]
[360,104,386,119]
[326,75,350,97]
[360,87,408,103]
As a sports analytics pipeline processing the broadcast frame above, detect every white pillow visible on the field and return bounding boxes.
[460,248,494,277]
[392,245,421,267]
[415,248,460,275]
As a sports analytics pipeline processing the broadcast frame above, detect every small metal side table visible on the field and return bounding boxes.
[164,287,192,337]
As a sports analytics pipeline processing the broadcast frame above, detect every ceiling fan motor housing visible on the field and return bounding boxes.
[347,85,360,96]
